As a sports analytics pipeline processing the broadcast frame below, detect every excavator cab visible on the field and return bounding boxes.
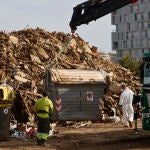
[141,53,150,130]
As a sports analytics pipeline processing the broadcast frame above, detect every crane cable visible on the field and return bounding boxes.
[50,32,89,68]
[50,37,72,68]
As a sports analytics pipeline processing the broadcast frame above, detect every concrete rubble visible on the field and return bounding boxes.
[0,28,141,123]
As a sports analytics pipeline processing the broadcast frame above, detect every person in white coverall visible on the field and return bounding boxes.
[119,84,134,128]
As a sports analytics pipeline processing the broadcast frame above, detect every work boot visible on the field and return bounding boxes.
[36,138,42,145]
[128,121,133,128]
[39,139,50,147]
[43,142,50,147]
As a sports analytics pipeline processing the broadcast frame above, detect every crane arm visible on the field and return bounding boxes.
[70,0,138,32]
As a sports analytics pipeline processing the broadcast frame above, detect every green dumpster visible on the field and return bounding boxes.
[0,83,14,140]
[142,108,150,130]
[142,87,150,130]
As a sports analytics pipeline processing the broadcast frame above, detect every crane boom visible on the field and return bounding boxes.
[70,0,138,31]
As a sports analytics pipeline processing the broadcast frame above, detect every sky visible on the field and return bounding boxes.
[0,0,115,53]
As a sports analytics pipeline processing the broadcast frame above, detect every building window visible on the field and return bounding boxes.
[113,42,118,49]
[132,33,134,39]
[123,15,127,22]
[135,14,137,21]
[112,16,115,24]
[145,30,148,37]
[120,16,122,22]
[142,49,144,53]
[141,22,144,29]
[148,12,150,19]
[141,14,144,20]
[123,41,127,48]
[130,6,133,12]
[127,23,130,30]
[126,32,128,39]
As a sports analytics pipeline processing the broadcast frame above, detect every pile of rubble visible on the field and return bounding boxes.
[0,28,141,122]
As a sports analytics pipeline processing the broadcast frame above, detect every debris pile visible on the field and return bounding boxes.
[58,121,92,128]
[0,28,141,122]
[10,121,36,139]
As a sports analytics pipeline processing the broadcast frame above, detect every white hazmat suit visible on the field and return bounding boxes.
[119,87,134,127]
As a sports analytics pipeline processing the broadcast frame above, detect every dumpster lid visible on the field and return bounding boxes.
[49,69,106,85]
[143,53,150,58]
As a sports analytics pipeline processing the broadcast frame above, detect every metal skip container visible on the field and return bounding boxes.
[0,83,15,140]
[44,69,106,121]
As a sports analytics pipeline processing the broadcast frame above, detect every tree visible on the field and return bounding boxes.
[119,53,141,75]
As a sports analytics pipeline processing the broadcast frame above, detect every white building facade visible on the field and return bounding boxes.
[111,0,150,60]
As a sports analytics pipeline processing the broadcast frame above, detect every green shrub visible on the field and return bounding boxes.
[119,53,141,75]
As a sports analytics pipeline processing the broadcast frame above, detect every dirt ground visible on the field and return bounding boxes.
[0,119,150,150]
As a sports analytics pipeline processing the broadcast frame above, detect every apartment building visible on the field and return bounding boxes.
[111,0,150,60]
